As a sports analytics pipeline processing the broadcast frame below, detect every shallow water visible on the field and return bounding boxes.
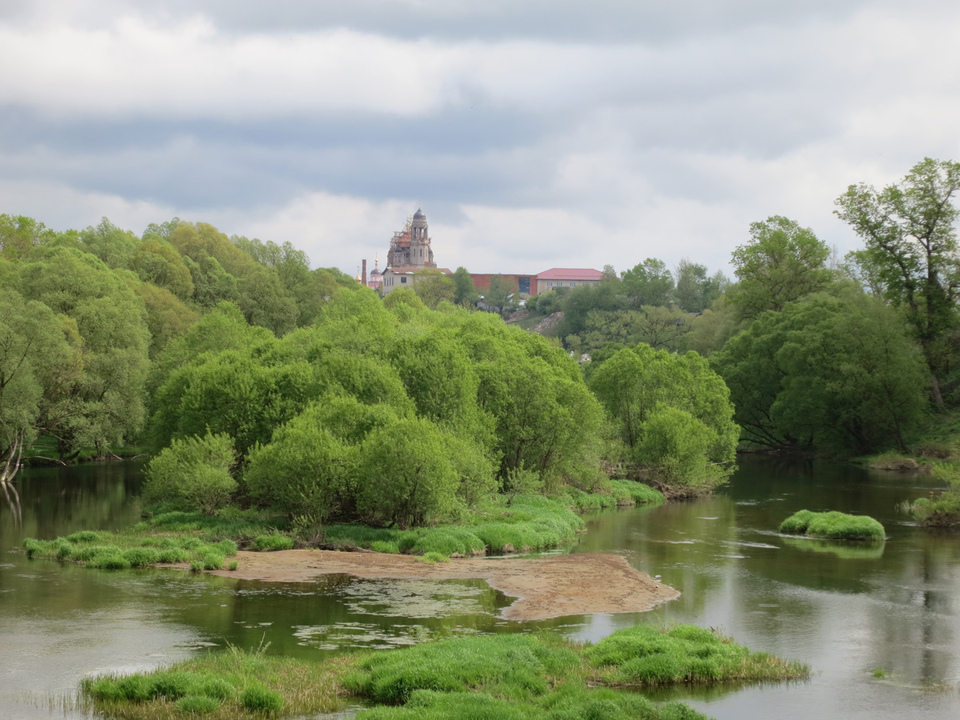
[2,457,960,719]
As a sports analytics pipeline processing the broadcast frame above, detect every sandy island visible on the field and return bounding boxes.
[205,550,679,622]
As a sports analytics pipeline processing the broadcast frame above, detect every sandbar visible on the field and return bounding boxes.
[206,550,678,622]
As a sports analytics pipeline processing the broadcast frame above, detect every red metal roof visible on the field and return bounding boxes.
[535,268,603,281]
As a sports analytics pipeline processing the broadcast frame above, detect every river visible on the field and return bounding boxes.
[1,457,959,719]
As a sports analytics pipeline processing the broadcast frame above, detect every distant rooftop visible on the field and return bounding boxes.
[536,268,604,281]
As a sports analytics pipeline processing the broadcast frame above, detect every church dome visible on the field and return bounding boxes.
[413,207,426,220]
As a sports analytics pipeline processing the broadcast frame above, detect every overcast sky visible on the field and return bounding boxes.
[2,0,959,277]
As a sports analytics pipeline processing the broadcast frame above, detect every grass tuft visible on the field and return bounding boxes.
[252,534,295,551]
[778,510,885,541]
[240,683,283,713]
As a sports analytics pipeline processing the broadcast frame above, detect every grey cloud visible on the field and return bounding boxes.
[106,0,875,43]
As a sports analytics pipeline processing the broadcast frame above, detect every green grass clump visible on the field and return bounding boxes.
[355,690,532,720]
[415,552,450,564]
[585,624,809,686]
[464,494,585,554]
[156,547,190,564]
[83,647,346,719]
[202,553,225,570]
[84,629,801,720]
[252,534,295,551]
[779,510,885,541]
[240,683,283,713]
[344,634,581,704]
[177,694,221,713]
[608,480,665,507]
[123,547,161,568]
[67,530,101,543]
[370,540,401,554]
[411,527,485,556]
[91,555,133,570]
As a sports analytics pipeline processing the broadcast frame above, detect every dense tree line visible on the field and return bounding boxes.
[1,214,739,528]
[6,154,955,527]
[0,214,355,472]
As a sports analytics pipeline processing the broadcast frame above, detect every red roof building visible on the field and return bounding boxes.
[534,268,603,295]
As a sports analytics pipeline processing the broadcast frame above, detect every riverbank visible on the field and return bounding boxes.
[194,549,678,622]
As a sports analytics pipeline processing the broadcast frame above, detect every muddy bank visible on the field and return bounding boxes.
[206,550,678,622]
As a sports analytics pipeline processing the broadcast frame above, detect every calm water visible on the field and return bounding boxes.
[2,457,960,719]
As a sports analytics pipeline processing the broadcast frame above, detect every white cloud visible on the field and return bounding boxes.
[3,1,960,281]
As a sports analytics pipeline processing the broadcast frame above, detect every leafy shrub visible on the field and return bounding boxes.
[636,405,724,491]
[240,683,283,713]
[215,539,239,556]
[356,418,461,529]
[252,534,294,551]
[144,432,237,514]
[244,404,363,520]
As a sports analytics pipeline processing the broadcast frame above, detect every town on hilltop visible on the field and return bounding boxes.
[356,206,602,300]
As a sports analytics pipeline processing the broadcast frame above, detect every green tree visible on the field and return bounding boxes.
[484,275,517,317]
[683,297,745,356]
[835,157,960,407]
[588,344,738,489]
[728,216,832,319]
[636,405,722,491]
[457,315,605,489]
[0,214,56,260]
[79,218,141,270]
[143,432,237,514]
[129,280,200,359]
[243,400,392,521]
[130,239,195,301]
[18,247,150,458]
[413,269,457,309]
[356,417,460,529]
[150,349,320,457]
[0,289,77,481]
[452,267,478,306]
[675,259,728,313]
[712,290,928,452]
[621,258,674,307]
